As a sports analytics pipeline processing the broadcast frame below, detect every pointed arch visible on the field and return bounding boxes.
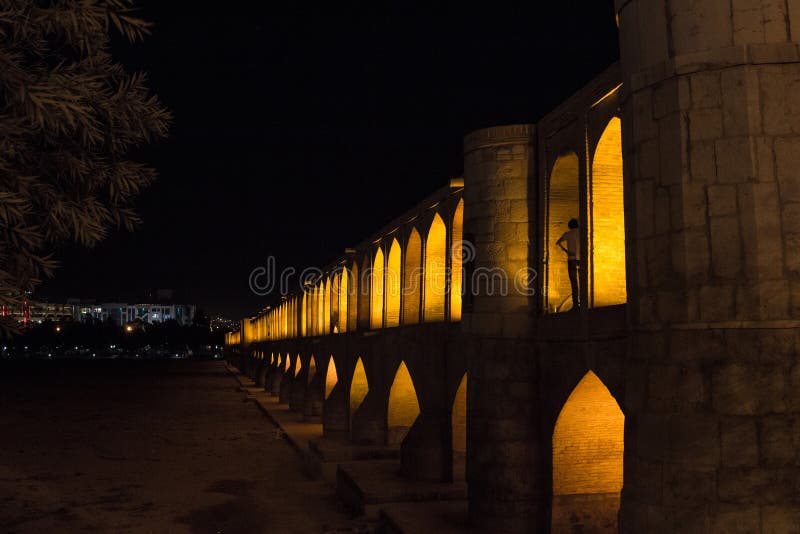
[284,354,291,372]
[331,273,340,333]
[424,213,447,322]
[348,261,359,331]
[324,277,331,334]
[338,267,349,333]
[370,247,385,329]
[591,117,626,308]
[358,256,370,330]
[308,355,317,384]
[552,371,624,532]
[386,238,402,327]
[350,357,368,422]
[325,356,338,400]
[270,352,275,365]
[450,199,464,321]
[403,228,422,324]
[387,361,420,446]
[295,354,302,377]
[546,152,580,313]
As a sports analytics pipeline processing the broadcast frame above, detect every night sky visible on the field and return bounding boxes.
[39,2,620,319]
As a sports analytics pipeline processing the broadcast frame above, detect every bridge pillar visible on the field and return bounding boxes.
[462,125,545,532]
[617,0,800,531]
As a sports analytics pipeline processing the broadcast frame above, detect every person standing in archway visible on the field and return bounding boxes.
[556,218,580,310]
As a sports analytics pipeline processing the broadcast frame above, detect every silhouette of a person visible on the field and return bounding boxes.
[556,218,580,310]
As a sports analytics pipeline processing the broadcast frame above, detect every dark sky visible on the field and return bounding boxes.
[39,2,620,319]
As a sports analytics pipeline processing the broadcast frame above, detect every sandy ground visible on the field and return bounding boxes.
[0,359,363,534]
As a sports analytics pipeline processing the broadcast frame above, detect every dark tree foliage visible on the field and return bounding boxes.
[0,0,170,333]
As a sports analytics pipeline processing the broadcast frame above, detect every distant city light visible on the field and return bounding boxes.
[55,325,61,332]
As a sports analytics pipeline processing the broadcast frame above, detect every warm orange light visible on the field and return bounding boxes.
[387,360,420,446]
[308,355,317,384]
[547,152,580,313]
[295,354,302,377]
[590,117,626,308]
[55,325,61,333]
[424,213,447,322]
[285,354,291,372]
[370,248,384,329]
[403,228,421,324]
[450,199,464,321]
[338,268,349,333]
[552,371,624,496]
[386,239,401,327]
[325,355,338,400]
[125,325,133,333]
[350,357,368,426]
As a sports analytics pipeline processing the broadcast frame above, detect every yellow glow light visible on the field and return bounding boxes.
[403,228,421,325]
[387,361,420,446]
[546,152,580,313]
[450,199,464,321]
[350,357,368,425]
[370,248,384,329]
[308,355,317,384]
[325,355,338,400]
[424,214,447,322]
[386,239,401,327]
[590,117,627,308]
[552,371,624,496]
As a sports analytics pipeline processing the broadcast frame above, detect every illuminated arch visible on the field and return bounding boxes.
[338,267,349,333]
[295,354,302,377]
[403,228,422,324]
[317,282,324,335]
[552,371,624,531]
[370,247,385,329]
[285,354,291,372]
[591,117,626,308]
[386,239,401,327]
[276,353,283,370]
[270,353,275,365]
[424,214,447,322]
[325,356,338,399]
[348,261,359,331]
[450,200,464,321]
[349,357,369,424]
[387,361,420,446]
[358,256,370,330]
[324,277,331,334]
[546,152,580,313]
[308,355,317,384]
[331,273,340,331]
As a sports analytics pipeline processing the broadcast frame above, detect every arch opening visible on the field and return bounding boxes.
[546,152,580,313]
[386,239,401,327]
[403,228,422,324]
[308,355,317,384]
[295,354,302,377]
[325,356,338,400]
[552,371,624,534]
[370,248,385,329]
[387,361,420,447]
[349,357,369,430]
[450,199,464,321]
[590,117,626,308]
[424,214,447,322]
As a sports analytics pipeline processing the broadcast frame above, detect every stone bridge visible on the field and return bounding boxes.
[226,2,800,532]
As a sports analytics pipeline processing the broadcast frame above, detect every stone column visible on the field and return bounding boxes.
[617,1,800,531]
[463,125,544,532]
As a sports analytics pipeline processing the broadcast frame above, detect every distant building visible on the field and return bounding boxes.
[69,301,196,327]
